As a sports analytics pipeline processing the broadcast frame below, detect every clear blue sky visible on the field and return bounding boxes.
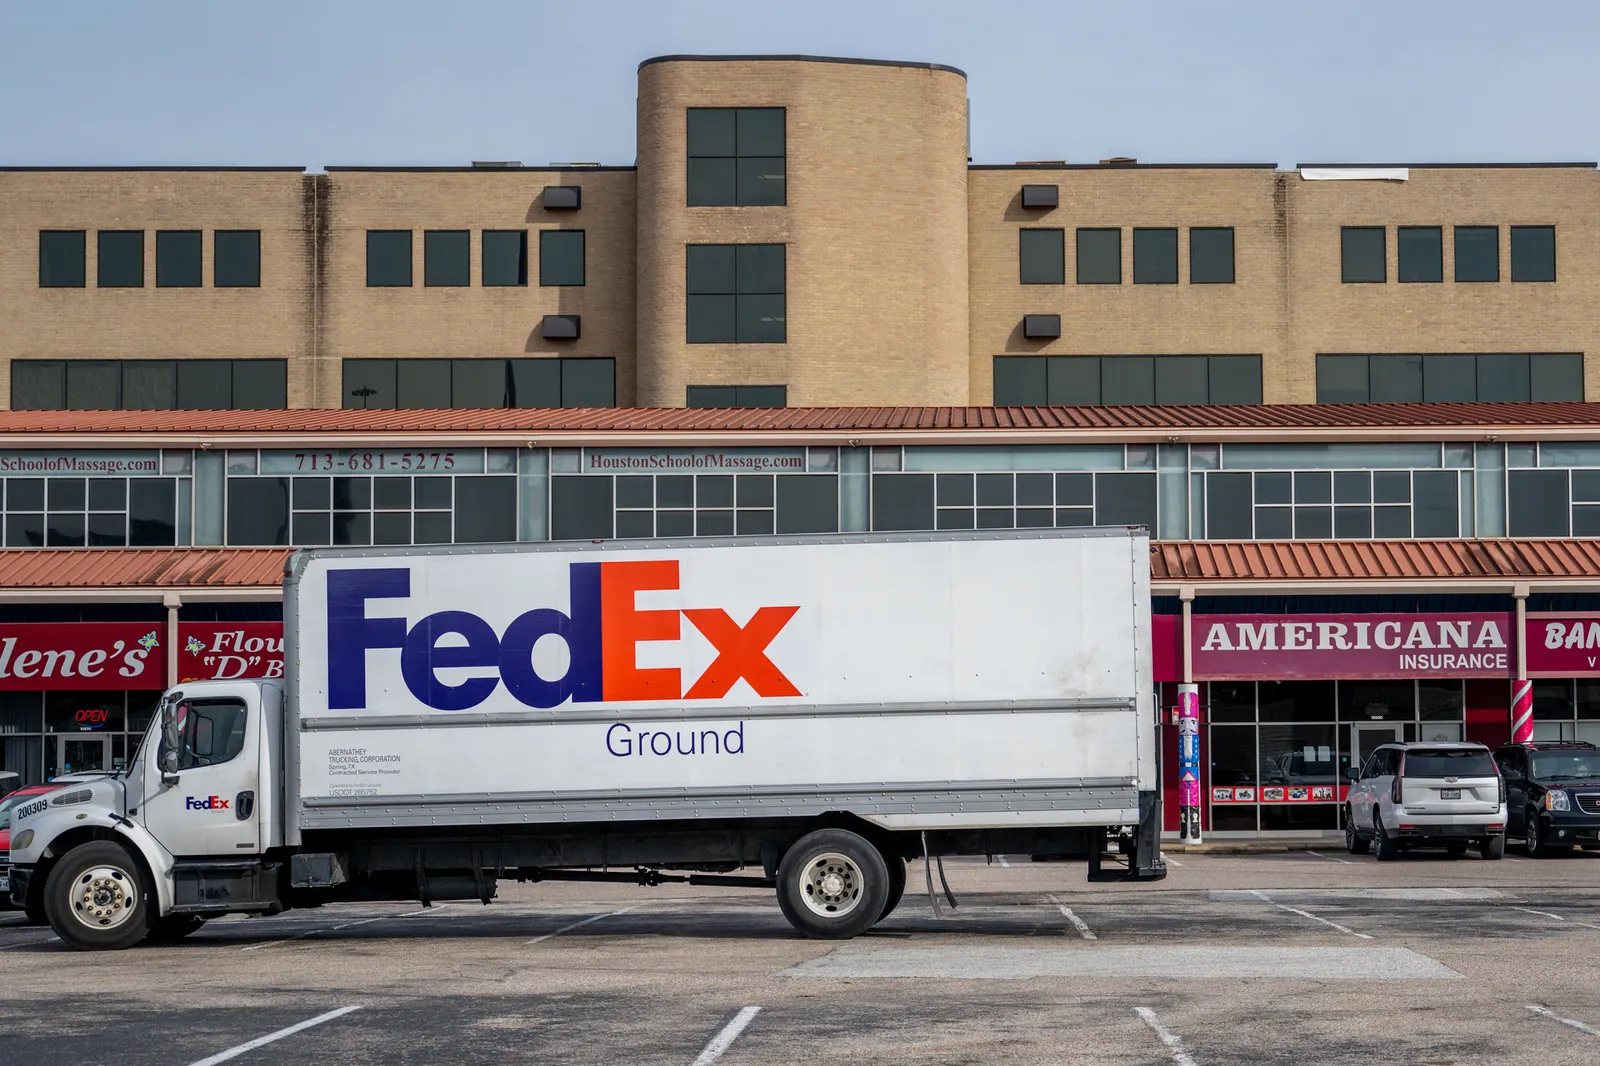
[2,1,1594,169]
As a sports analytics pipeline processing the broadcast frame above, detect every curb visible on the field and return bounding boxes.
[1161,840,1343,855]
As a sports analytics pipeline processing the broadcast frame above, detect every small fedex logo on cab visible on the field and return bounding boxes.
[185,795,231,810]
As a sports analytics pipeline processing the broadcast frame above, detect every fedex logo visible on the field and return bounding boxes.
[185,795,230,810]
[327,562,801,711]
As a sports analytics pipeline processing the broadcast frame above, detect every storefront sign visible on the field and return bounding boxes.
[583,449,806,473]
[1191,613,1514,680]
[0,624,165,690]
[1526,614,1600,677]
[260,449,484,475]
[177,624,284,682]
[0,450,160,476]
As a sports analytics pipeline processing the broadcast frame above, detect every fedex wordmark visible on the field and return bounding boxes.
[326,562,801,711]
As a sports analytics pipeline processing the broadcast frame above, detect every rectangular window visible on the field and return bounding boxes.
[1508,469,1570,537]
[1076,228,1121,284]
[1018,228,1064,284]
[8,359,285,410]
[1189,227,1235,284]
[0,474,180,548]
[340,358,615,409]
[1317,353,1583,403]
[1396,226,1441,283]
[994,355,1261,406]
[366,230,413,287]
[1132,228,1178,284]
[482,230,527,286]
[97,231,144,288]
[155,230,202,287]
[1341,226,1385,283]
[39,230,86,287]
[423,230,469,287]
[213,230,260,287]
[1511,225,1555,282]
[686,243,785,343]
[1453,226,1498,282]
[538,230,585,286]
[686,385,787,408]
[686,107,785,207]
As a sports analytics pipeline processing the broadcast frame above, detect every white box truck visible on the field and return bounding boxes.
[8,528,1163,950]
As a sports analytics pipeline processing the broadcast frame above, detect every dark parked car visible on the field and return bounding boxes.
[1493,741,1600,857]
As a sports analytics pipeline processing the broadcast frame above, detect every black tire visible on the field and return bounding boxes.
[43,841,151,951]
[23,905,48,926]
[877,854,907,924]
[145,915,207,942]
[1373,812,1399,862]
[776,828,890,940]
[1480,834,1505,860]
[1526,813,1570,858]
[1345,807,1370,855]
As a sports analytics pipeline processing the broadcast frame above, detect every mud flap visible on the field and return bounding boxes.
[1087,790,1167,882]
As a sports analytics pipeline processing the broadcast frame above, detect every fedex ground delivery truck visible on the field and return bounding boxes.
[8,528,1163,950]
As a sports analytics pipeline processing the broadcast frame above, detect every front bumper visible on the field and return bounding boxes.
[7,865,30,908]
[1542,811,1600,843]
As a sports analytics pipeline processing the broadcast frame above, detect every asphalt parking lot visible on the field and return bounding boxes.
[4,848,1600,1066]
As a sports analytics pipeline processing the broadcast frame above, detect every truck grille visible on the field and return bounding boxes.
[1576,794,1600,816]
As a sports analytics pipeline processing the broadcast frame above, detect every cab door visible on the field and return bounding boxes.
[140,687,262,858]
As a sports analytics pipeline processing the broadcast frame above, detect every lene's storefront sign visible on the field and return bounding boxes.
[1192,613,1516,679]
[0,623,286,690]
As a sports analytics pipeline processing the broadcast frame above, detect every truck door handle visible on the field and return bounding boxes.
[236,791,255,820]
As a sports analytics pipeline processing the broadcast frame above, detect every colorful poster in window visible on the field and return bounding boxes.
[1211,784,1348,803]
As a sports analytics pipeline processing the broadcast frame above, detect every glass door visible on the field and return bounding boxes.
[48,735,110,780]
[1352,724,1403,770]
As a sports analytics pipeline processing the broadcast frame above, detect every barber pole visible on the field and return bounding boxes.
[1178,683,1201,842]
[1511,679,1534,744]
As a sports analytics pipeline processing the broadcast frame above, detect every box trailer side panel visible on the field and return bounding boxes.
[287,530,1153,835]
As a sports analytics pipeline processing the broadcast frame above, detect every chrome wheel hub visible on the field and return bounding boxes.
[799,852,863,918]
[72,865,137,930]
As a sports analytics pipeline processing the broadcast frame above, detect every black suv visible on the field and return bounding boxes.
[1492,741,1600,857]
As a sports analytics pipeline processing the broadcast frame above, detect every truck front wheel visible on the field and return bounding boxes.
[776,829,889,940]
[43,841,151,951]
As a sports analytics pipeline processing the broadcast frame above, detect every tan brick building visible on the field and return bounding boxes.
[2,54,1595,413]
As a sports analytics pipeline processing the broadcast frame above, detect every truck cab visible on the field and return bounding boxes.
[8,680,281,950]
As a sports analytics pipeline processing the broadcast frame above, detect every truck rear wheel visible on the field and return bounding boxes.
[43,841,151,951]
[776,829,889,940]
[877,854,907,924]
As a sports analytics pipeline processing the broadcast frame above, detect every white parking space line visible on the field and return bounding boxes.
[0,933,58,951]
[1161,854,1182,867]
[1248,890,1371,939]
[689,1005,761,1066]
[526,903,647,945]
[241,908,429,951]
[1512,905,1600,931]
[1047,894,1097,939]
[997,855,1011,868]
[1306,850,1356,865]
[184,1005,362,1066]
[1528,1005,1600,1037]
[1134,1006,1199,1066]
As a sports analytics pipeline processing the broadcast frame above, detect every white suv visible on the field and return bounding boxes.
[1345,742,1506,860]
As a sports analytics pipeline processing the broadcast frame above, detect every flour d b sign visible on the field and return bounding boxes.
[1192,613,1515,680]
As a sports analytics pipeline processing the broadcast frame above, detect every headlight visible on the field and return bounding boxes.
[11,829,32,850]
[1546,790,1570,812]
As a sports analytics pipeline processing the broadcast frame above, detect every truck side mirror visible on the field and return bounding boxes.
[1345,767,1360,782]
[160,749,181,785]
[160,692,183,753]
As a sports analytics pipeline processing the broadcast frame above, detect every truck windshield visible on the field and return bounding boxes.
[1403,750,1496,777]
[1531,752,1600,781]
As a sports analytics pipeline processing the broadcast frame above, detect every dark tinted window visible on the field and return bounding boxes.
[66,362,119,409]
[156,230,202,287]
[343,359,396,409]
[1189,227,1234,284]
[550,476,612,540]
[366,230,412,287]
[482,230,527,286]
[454,477,516,543]
[1318,353,1581,404]
[1341,227,1385,283]
[233,361,288,410]
[177,361,232,409]
[1095,472,1156,528]
[128,478,177,546]
[1132,228,1177,284]
[39,230,86,287]
[872,474,934,531]
[162,699,249,770]
[1101,356,1154,405]
[687,107,784,207]
[341,359,613,409]
[686,385,786,408]
[1076,228,1121,284]
[122,362,177,409]
[1209,355,1263,404]
[776,476,838,534]
[1508,470,1570,537]
[1478,353,1530,403]
[1396,226,1441,283]
[993,357,1046,405]
[1207,472,1253,538]
[559,359,615,407]
[396,359,450,409]
[1531,353,1584,401]
[98,231,144,287]
[1402,750,1496,777]
[995,355,1259,406]
[1412,470,1459,537]
[1316,355,1367,403]
[1510,226,1555,282]
[451,360,509,408]
[1019,229,1064,284]
[1453,226,1497,282]
[227,478,289,545]
[214,230,260,287]
[1372,354,1423,402]
[538,230,585,286]
[12,362,66,410]
[424,230,469,287]
[686,244,785,343]
[509,359,560,408]
[1048,357,1100,406]
[1422,354,1473,402]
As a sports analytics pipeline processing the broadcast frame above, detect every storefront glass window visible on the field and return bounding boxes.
[1207,682,1255,722]
[1338,680,1416,721]
[1418,681,1465,720]
[1259,680,1335,722]
[45,691,126,735]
